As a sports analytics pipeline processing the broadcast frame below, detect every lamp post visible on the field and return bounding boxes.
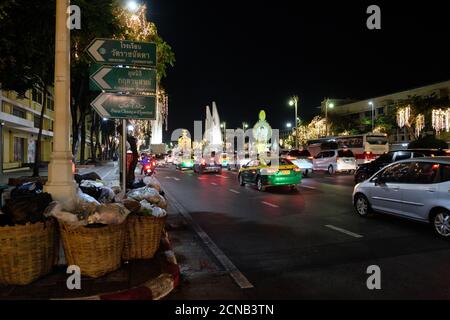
[44,0,77,210]
[325,98,334,137]
[242,122,249,131]
[369,101,374,132]
[286,122,292,129]
[289,96,299,149]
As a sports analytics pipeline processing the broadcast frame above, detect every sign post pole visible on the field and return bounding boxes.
[122,119,127,193]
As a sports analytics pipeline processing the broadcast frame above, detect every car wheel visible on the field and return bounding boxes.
[238,173,245,186]
[355,172,367,183]
[327,165,335,175]
[303,170,309,178]
[256,176,265,192]
[290,185,298,192]
[431,210,450,239]
[218,169,222,175]
[354,194,372,217]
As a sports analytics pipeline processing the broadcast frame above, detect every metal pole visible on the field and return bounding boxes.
[325,99,328,137]
[372,103,374,132]
[122,119,127,193]
[295,99,298,149]
[0,123,3,177]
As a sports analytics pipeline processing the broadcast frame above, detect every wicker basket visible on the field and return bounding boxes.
[122,215,166,260]
[59,221,125,278]
[0,219,58,285]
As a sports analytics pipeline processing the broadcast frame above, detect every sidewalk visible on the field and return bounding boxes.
[0,162,180,300]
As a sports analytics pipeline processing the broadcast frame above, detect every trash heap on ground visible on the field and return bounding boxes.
[0,172,168,285]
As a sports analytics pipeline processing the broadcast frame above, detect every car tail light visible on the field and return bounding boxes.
[336,156,340,162]
[293,167,301,172]
[432,164,440,170]
[201,159,206,165]
[287,156,296,160]
[308,156,313,160]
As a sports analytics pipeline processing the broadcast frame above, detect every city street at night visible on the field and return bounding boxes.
[157,166,450,299]
[0,0,449,312]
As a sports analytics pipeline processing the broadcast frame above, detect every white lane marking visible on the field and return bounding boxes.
[325,225,363,238]
[197,177,206,180]
[164,176,172,179]
[173,177,181,181]
[163,187,254,289]
[215,175,229,178]
[229,189,240,194]
[261,201,279,208]
[211,182,218,186]
[300,185,317,190]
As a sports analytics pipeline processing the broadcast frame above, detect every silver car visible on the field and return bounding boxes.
[353,157,450,238]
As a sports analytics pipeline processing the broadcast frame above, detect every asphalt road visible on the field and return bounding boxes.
[157,165,450,299]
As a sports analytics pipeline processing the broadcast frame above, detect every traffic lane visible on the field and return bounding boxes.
[158,166,450,298]
[159,166,447,244]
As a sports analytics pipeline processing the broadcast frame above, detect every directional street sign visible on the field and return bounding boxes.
[86,38,157,68]
[89,66,157,93]
[91,93,156,120]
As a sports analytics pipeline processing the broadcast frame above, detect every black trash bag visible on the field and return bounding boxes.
[79,186,103,200]
[81,172,102,181]
[0,213,13,227]
[130,180,145,189]
[10,181,43,199]
[2,193,53,225]
[74,174,83,184]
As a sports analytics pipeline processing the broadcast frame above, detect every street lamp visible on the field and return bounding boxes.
[325,99,334,137]
[369,101,374,132]
[288,95,299,149]
[242,122,249,131]
[126,0,139,12]
[286,122,292,128]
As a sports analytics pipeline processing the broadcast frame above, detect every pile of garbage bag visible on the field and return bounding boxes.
[73,178,116,204]
[0,182,53,226]
[44,190,130,228]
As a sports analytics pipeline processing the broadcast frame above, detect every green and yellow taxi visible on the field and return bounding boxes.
[238,158,302,191]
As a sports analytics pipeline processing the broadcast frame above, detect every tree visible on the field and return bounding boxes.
[70,0,121,163]
[0,0,55,176]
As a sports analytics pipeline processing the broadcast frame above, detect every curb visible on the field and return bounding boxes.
[58,231,180,300]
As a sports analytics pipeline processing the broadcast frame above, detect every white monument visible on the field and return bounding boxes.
[204,101,222,148]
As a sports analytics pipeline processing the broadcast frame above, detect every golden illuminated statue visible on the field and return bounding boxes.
[252,110,272,155]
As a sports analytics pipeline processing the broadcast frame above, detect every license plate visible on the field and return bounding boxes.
[280,170,290,175]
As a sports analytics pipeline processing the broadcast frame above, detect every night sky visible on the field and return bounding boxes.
[146,1,449,141]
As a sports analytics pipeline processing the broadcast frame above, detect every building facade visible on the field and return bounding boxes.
[323,80,450,143]
[0,88,54,170]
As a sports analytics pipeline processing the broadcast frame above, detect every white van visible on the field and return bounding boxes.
[313,149,357,174]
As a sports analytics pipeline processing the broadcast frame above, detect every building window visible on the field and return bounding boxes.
[2,101,12,113]
[46,96,54,111]
[13,137,25,162]
[48,120,54,131]
[13,106,26,119]
[377,107,384,115]
[34,115,41,128]
[32,88,43,105]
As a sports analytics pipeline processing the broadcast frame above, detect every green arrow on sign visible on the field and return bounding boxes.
[91,93,156,120]
[86,38,156,68]
[89,66,157,93]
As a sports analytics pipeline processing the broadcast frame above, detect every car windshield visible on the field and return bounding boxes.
[288,150,311,158]
[366,136,388,145]
[338,150,354,157]
[263,158,293,166]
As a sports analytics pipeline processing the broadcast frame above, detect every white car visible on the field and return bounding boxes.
[283,149,314,177]
[353,157,450,238]
[313,149,357,174]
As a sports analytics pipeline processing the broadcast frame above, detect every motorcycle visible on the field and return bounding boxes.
[143,163,156,176]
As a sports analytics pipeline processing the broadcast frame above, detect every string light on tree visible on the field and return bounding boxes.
[396,105,411,128]
[432,108,450,134]
[415,114,425,137]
